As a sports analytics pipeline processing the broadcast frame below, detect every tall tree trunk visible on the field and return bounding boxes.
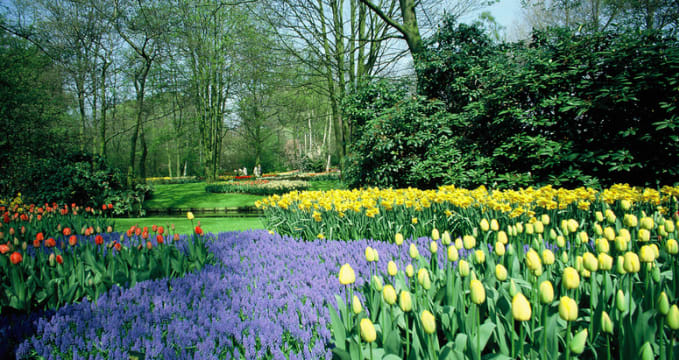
[76,76,87,151]
[127,61,150,187]
[99,61,110,156]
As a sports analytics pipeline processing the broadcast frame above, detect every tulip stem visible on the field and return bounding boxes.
[542,306,547,360]
[605,334,611,360]
[628,274,633,318]
[589,275,595,342]
[476,304,481,360]
[369,342,373,360]
[659,317,665,360]
[565,321,571,360]
[520,322,525,359]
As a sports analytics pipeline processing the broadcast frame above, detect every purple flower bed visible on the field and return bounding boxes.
[12,230,450,359]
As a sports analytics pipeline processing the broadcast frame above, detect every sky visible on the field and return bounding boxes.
[488,0,523,30]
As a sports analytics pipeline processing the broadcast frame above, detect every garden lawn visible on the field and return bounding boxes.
[144,182,263,210]
[114,216,265,235]
[13,230,431,359]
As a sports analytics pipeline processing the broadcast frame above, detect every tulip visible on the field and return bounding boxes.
[351,297,364,320]
[559,296,578,321]
[666,239,678,254]
[10,251,22,264]
[431,228,440,241]
[623,214,638,227]
[539,280,554,304]
[658,292,670,315]
[616,290,627,312]
[383,285,397,305]
[639,245,656,263]
[405,264,414,278]
[567,219,579,233]
[409,243,419,259]
[639,342,653,360]
[387,261,398,276]
[509,279,519,297]
[525,249,542,273]
[48,253,55,266]
[668,305,679,330]
[55,254,63,265]
[421,310,436,334]
[605,209,616,224]
[601,311,613,334]
[442,231,451,245]
[570,328,588,354]
[480,219,490,232]
[447,245,459,262]
[489,219,499,231]
[365,246,375,262]
[338,264,355,285]
[399,291,412,312]
[411,217,418,224]
[619,228,631,241]
[495,264,508,281]
[640,216,654,230]
[598,253,613,271]
[583,252,598,272]
[430,241,438,254]
[561,251,569,264]
[621,199,632,210]
[541,214,550,225]
[616,256,626,275]
[512,293,531,321]
[549,229,558,241]
[417,268,431,290]
[470,279,485,304]
[458,260,470,277]
[516,222,524,234]
[360,318,377,343]
[542,249,555,265]
[596,238,610,253]
[463,235,476,249]
[563,267,580,289]
[187,211,194,220]
[623,252,640,273]
[595,211,604,222]
[474,249,485,264]
[525,223,534,235]
[603,227,615,241]
[638,229,651,242]
[533,221,544,234]
[395,233,404,245]
[372,275,383,291]
[577,231,588,244]
[455,237,463,249]
[665,220,675,232]
[557,235,566,248]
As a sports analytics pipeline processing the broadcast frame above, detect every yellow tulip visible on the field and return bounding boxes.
[601,311,613,334]
[621,199,632,210]
[525,249,542,273]
[399,291,412,312]
[557,235,566,248]
[640,216,654,230]
[615,236,628,252]
[542,249,555,265]
[639,245,656,263]
[638,229,651,242]
[395,233,404,246]
[383,284,397,305]
[495,242,505,256]
[570,328,588,354]
[475,249,486,264]
[458,259,470,277]
[595,211,604,222]
[497,231,508,244]
[512,293,532,321]
[421,310,436,334]
[541,214,550,225]
[186,211,195,220]
[405,264,414,278]
[598,253,613,271]
[539,280,554,304]
[516,222,524,234]
[463,235,476,249]
[387,261,398,276]
[509,279,519,297]
[431,228,440,241]
[352,295,362,314]
[490,219,500,231]
[525,223,534,235]
[430,241,438,254]
[372,275,383,291]
[447,245,459,262]
[455,237,463,249]
[623,214,638,228]
[665,220,675,233]
[442,231,451,245]
[480,219,490,232]
[619,228,631,242]
[616,256,627,275]
[667,239,679,254]
[360,318,377,343]
[339,264,355,285]
[417,268,431,290]
[623,252,640,273]
[558,296,578,321]
[577,231,589,244]
[603,227,615,241]
[365,246,375,262]
[549,229,558,241]
[563,267,580,289]
[596,238,610,253]
[533,221,544,234]
[411,217,418,224]
[470,279,486,305]
[567,219,579,233]
[594,223,603,236]
[575,256,583,272]
[583,252,598,272]
[561,251,569,264]
[495,264,508,281]
[605,209,616,224]
[616,290,627,312]
[409,243,419,259]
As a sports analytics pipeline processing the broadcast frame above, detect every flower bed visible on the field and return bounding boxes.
[146,176,203,185]
[205,180,310,196]
[257,184,679,242]
[13,230,428,359]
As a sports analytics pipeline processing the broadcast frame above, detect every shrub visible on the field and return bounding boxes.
[205,180,310,196]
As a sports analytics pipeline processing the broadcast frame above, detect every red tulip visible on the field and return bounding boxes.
[9,227,14,235]
[126,228,133,238]
[146,241,152,250]
[141,231,149,240]
[114,242,121,251]
[156,234,164,244]
[173,233,180,242]
[2,214,9,223]
[143,226,148,233]
[152,224,158,233]
[36,232,44,242]
[36,214,42,221]
[0,244,9,254]
[157,226,164,235]
[9,251,22,264]
[107,203,113,209]
[63,227,71,236]
[102,204,107,210]
[135,227,142,237]
[45,238,56,247]
[195,226,203,236]
[95,235,104,245]
[33,239,41,248]
[56,255,63,265]
[68,235,77,246]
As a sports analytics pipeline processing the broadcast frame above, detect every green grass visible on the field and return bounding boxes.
[114,216,265,235]
[144,182,263,210]
[309,180,346,191]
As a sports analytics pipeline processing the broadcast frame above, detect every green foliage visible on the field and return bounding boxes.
[347,20,679,189]
[343,80,455,189]
[205,180,310,196]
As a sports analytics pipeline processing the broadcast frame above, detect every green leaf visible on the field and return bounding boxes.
[328,302,347,351]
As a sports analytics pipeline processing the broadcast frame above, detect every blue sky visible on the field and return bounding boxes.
[487,0,523,29]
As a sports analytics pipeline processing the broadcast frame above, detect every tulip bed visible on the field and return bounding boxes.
[205,180,310,196]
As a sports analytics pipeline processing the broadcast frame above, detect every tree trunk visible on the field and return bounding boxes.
[76,76,87,151]
[99,61,110,156]
[127,61,150,187]
[139,124,148,182]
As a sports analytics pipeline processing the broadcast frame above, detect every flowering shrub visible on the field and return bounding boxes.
[13,230,422,359]
[205,180,310,196]
[257,184,679,242]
